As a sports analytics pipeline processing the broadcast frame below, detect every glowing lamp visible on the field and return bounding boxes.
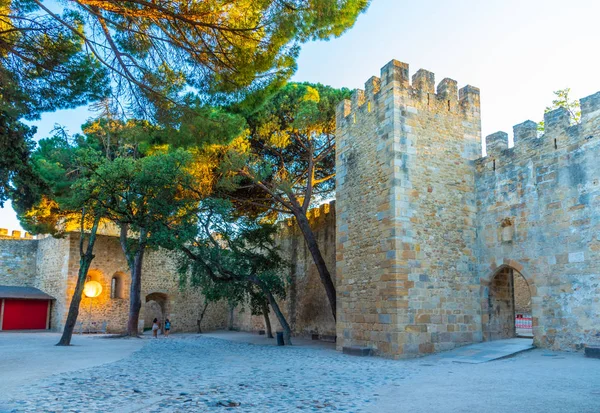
[83,280,102,298]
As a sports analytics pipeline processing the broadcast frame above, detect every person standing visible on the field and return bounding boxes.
[164,318,171,337]
[152,318,160,338]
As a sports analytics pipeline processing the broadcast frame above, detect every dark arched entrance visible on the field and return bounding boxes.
[483,266,532,341]
[143,292,168,331]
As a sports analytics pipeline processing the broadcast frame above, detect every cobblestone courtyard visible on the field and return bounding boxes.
[1,333,599,413]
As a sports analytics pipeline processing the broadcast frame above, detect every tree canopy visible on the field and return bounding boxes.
[10,0,369,115]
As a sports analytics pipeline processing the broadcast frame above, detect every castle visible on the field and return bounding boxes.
[1,59,599,358]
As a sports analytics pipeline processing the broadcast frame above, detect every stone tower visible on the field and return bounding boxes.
[335,60,482,357]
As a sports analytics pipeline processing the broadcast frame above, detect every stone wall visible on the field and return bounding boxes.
[233,202,337,338]
[35,236,70,330]
[513,272,531,315]
[62,234,228,334]
[0,239,38,287]
[336,60,481,357]
[475,91,600,351]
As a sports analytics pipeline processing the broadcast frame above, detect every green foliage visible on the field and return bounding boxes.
[15,130,105,235]
[537,88,581,132]
[0,1,110,120]
[0,112,39,208]
[0,0,110,207]
[83,149,199,250]
[7,0,369,116]
[178,198,286,308]
[222,82,351,216]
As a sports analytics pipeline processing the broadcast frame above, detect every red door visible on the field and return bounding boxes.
[2,299,49,330]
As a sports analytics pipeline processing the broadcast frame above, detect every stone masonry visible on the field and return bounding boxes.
[234,202,336,338]
[476,91,600,351]
[0,232,227,333]
[335,59,600,357]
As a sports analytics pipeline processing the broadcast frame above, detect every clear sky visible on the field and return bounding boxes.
[2,0,600,232]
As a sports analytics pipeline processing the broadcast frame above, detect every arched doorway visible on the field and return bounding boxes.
[143,293,168,331]
[483,266,533,341]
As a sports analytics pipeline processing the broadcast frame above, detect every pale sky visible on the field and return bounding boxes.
[2,0,600,232]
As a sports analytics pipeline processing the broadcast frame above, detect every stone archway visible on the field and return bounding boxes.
[143,292,168,331]
[482,264,533,341]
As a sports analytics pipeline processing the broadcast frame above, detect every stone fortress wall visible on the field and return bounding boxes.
[0,231,227,334]
[336,60,482,357]
[336,58,600,357]
[475,91,600,350]
[233,202,337,338]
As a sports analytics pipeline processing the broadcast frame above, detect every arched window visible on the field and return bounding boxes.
[111,273,124,299]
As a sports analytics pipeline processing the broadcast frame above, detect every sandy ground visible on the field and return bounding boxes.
[0,332,144,400]
[375,349,600,413]
[0,331,598,412]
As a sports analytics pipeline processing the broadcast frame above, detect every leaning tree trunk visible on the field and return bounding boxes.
[228,303,235,330]
[197,301,209,333]
[250,276,292,345]
[56,215,101,346]
[262,301,273,338]
[294,211,336,320]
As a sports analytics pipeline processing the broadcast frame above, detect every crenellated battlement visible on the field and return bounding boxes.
[479,90,600,167]
[336,59,480,125]
[0,228,34,240]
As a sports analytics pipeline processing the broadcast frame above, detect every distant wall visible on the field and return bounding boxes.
[234,202,337,338]
[0,239,38,287]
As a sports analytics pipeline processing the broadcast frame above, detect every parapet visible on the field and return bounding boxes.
[480,90,600,164]
[282,200,336,228]
[581,91,600,118]
[0,228,34,240]
[485,132,509,157]
[336,59,481,125]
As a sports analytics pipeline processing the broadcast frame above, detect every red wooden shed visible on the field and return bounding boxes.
[0,286,54,331]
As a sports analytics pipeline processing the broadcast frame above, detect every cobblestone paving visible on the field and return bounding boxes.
[3,336,412,412]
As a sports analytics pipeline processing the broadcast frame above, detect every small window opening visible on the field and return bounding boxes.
[447,100,451,111]
[427,93,430,106]
[111,274,124,299]
[493,159,496,171]
[554,138,558,149]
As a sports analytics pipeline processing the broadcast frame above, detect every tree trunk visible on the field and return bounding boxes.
[250,277,292,345]
[228,303,234,330]
[262,301,273,338]
[197,301,209,333]
[56,216,101,346]
[126,246,145,336]
[120,225,147,337]
[294,211,336,320]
